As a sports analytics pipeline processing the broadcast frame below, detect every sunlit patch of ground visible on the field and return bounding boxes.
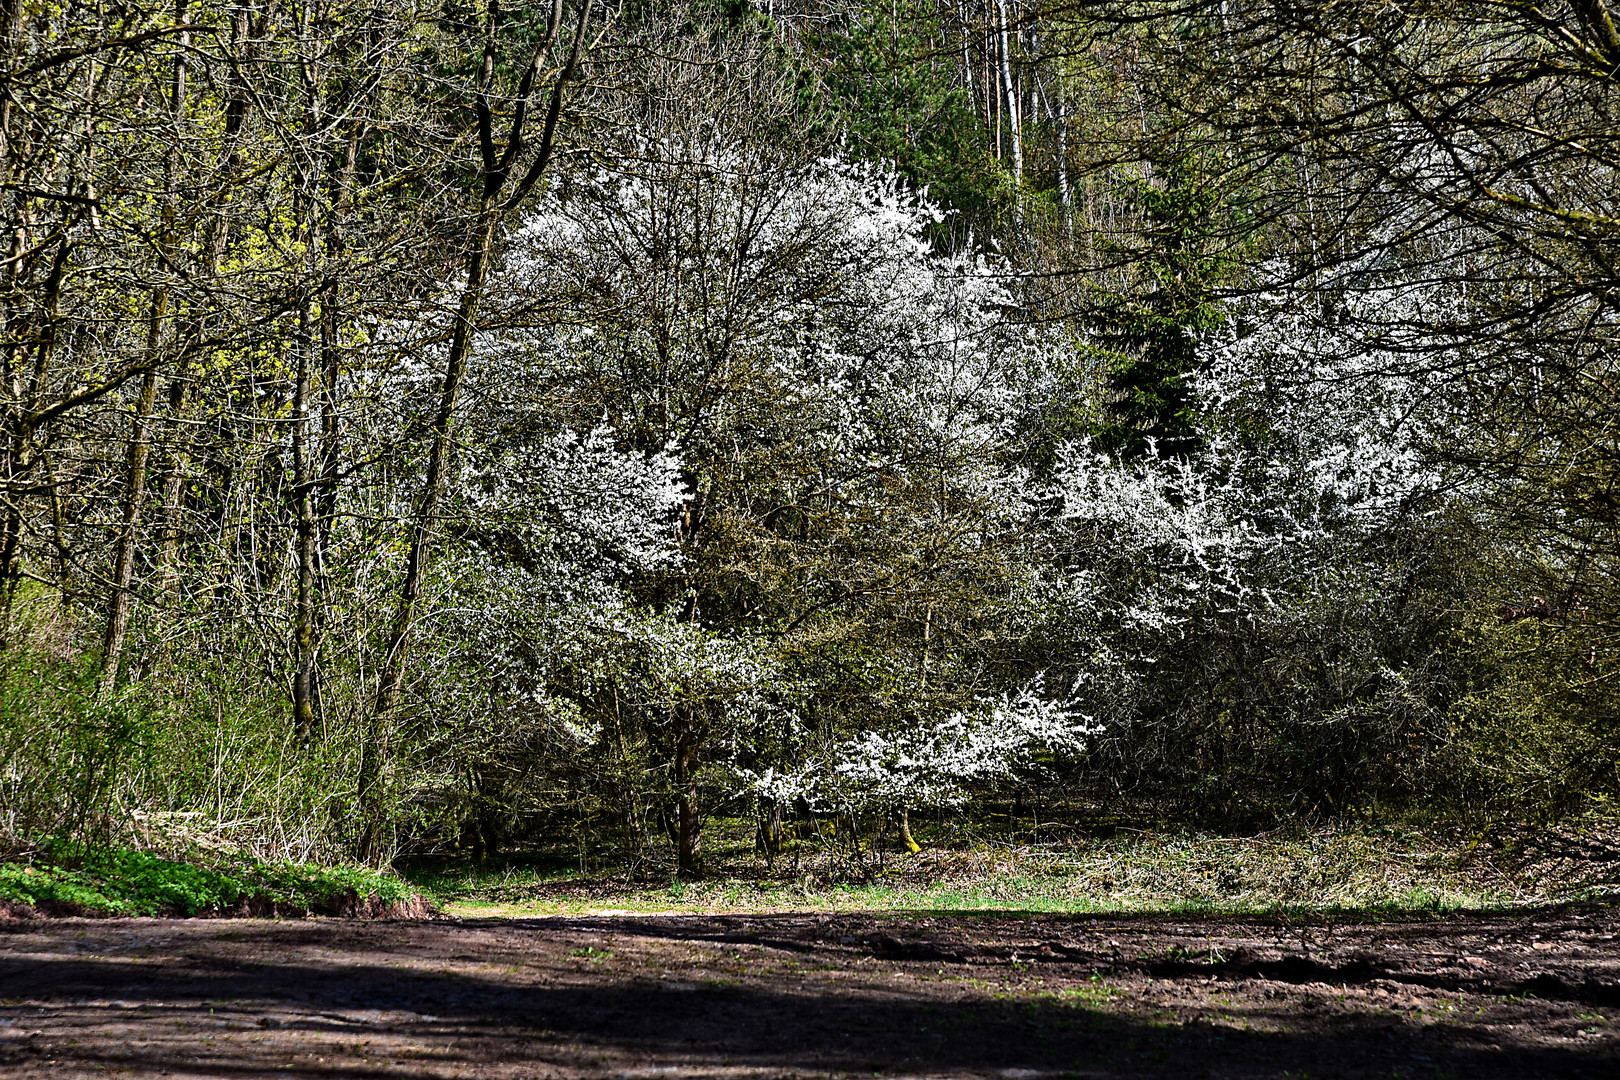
[410,820,1620,919]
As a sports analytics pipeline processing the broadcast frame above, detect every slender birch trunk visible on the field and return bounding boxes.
[993,0,1021,191]
[1055,77,1071,238]
[955,0,975,118]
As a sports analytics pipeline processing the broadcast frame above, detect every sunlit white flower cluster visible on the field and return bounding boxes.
[749,681,1098,811]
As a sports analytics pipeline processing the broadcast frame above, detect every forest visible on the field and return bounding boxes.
[1,0,1617,894]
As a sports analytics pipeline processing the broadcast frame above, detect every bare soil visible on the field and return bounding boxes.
[2,908,1617,1078]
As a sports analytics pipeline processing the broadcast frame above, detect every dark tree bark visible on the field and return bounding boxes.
[756,800,784,860]
[97,362,160,700]
[675,715,703,878]
[98,1,190,699]
[357,0,593,865]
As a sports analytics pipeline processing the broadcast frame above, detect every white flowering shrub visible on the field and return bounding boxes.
[1027,274,1470,816]
[368,134,1490,849]
[375,118,1507,848]
[1195,272,1460,532]
[382,135,1091,860]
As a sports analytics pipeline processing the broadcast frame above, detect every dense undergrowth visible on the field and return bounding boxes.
[4,625,1615,922]
[4,627,1615,922]
[5,795,1617,920]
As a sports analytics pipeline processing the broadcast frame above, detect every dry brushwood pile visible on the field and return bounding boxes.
[2,910,1617,1078]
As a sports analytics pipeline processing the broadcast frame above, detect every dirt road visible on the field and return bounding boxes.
[2,909,1617,1077]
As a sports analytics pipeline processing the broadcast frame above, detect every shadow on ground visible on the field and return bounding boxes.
[1,910,1616,1078]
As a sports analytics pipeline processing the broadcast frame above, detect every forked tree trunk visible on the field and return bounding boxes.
[357,0,593,866]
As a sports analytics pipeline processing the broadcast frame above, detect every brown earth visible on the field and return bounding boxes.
[1,908,1617,1078]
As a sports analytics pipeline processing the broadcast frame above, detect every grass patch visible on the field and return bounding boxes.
[404,820,1620,918]
[0,843,415,917]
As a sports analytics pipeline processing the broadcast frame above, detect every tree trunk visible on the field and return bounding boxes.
[0,232,69,649]
[356,0,591,866]
[97,0,189,698]
[1055,76,1071,239]
[291,288,318,749]
[953,0,976,121]
[993,0,1021,191]
[756,800,783,862]
[675,718,703,878]
[98,362,160,700]
[151,368,191,604]
[155,4,245,615]
[989,23,999,156]
[895,806,921,853]
[309,116,363,733]
[358,205,500,863]
[0,12,23,645]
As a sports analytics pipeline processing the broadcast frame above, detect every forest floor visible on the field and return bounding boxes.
[409,818,1620,917]
[3,907,1619,1079]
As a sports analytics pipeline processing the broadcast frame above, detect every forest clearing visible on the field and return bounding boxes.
[5,823,1620,1076]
